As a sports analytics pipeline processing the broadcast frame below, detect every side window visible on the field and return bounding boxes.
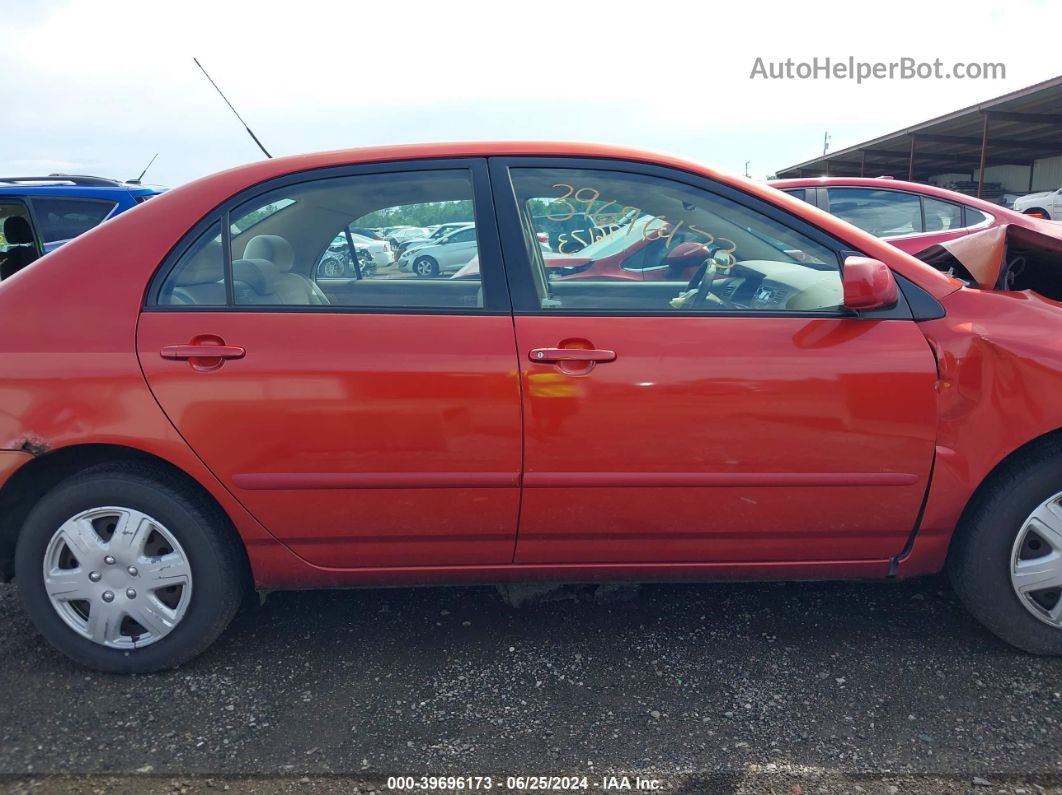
[29,198,117,243]
[923,197,963,232]
[781,188,808,203]
[963,206,990,227]
[157,222,226,306]
[509,168,843,313]
[231,170,479,308]
[826,188,923,237]
[155,169,484,310]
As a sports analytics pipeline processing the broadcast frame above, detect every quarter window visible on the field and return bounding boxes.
[509,168,843,313]
[963,206,990,227]
[923,197,963,232]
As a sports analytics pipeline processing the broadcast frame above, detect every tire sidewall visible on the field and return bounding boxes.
[951,460,1062,654]
[15,473,233,672]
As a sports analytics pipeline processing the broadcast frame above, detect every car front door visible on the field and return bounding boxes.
[491,159,939,565]
[137,160,523,568]
[438,227,478,271]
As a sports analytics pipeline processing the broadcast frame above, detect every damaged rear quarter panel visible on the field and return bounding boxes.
[901,286,1062,573]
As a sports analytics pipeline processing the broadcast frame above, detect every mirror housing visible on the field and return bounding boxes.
[842,256,898,311]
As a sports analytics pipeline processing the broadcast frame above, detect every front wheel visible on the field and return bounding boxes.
[15,462,247,672]
[948,445,1062,655]
[1024,207,1051,220]
[413,256,439,278]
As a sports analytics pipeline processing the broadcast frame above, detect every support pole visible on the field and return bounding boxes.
[908,135,916,181]
[977,113,989,198]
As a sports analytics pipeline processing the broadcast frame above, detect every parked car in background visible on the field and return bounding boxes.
[398,223,478,276]
[5,142,1062,674]
[769,176,1057,255]
[318,229,399,275]
[0,175,164,280]
[316,231,392,277]
[1013,188,1062,220]
[385,226,431,249]
[398,221,475,254]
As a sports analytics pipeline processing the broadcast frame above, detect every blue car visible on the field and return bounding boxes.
[0,175,164,280]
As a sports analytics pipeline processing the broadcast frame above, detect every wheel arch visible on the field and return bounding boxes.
[0,443,251,584]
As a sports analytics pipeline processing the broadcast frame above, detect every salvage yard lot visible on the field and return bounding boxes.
[0,577,1059,793]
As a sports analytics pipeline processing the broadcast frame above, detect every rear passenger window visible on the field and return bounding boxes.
[963,206,990,227]
[29,198,116,243]
[154,169,486,310]
[827,188,923,236]
[157,222,225,306]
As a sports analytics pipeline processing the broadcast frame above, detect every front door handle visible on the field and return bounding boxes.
[529,347,616,364]
[161,344,246,360]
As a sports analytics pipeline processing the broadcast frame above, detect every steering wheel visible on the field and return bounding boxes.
[684,244,732,307]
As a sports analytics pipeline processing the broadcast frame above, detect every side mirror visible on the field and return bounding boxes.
[842,256,898,311]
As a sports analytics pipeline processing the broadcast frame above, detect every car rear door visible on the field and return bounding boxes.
[137,159,523,568]
[490,157,939,565]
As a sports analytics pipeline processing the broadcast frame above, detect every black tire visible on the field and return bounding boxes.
[1024,207,1051,220]
[948,441,1062,655]
[413,256,439,278]
[15,462,247,673]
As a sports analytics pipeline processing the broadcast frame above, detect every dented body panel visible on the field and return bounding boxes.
[898,287,1062,575]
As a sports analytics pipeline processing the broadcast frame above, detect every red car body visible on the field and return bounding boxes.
[769,176,1056,256]
[3,142,1062,666]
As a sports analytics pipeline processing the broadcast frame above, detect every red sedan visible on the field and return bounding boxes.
[769,175,1056,255]
[1,142,1061,672]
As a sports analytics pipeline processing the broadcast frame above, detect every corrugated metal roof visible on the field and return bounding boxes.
[774,74,1062,182]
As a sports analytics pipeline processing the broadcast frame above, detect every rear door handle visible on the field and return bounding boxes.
[529,347,616,364]
[160,344,246,360]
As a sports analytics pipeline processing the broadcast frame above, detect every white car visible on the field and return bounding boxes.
[400,221,474,254]
[398,225,478,277]
[1013,188,1062,220]
[317,231,394,277]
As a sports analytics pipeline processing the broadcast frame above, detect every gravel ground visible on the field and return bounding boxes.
[0,575,1059,794]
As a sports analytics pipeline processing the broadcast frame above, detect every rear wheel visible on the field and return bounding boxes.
[1024,207,1051,220]
[15,462,246,672]
[949,445,1062,655]
[413,256,439,278]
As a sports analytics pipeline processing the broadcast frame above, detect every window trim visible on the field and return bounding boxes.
[143,158,510,315]
[489,156,883,318]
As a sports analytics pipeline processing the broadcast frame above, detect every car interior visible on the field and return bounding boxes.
[0,205,40,280]
[159,169,484,309]
[511,169,845,313]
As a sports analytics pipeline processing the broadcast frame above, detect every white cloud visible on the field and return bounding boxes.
[2,0,1059,184]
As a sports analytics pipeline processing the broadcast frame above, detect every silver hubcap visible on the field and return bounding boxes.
[1011,494,1062,628]
[42,507,193,649]
[416,260,432,275]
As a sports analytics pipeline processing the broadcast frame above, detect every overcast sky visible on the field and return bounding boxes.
[2,0,1059,187]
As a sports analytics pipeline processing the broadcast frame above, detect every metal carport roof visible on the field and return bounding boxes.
[773,74,1062,197]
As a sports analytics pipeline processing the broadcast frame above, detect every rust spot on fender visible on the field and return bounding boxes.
[14,435,49,456]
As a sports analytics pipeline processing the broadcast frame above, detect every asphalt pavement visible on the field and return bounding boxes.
[0,574,1059,794]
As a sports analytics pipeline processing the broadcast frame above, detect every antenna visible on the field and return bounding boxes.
[193,57,272,159]
[129,152,158,184]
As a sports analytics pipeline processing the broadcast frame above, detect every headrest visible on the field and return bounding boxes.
[3,216,33,245]
[173,240,224,286]
[244,235,294,272]
[232,258,278,296]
